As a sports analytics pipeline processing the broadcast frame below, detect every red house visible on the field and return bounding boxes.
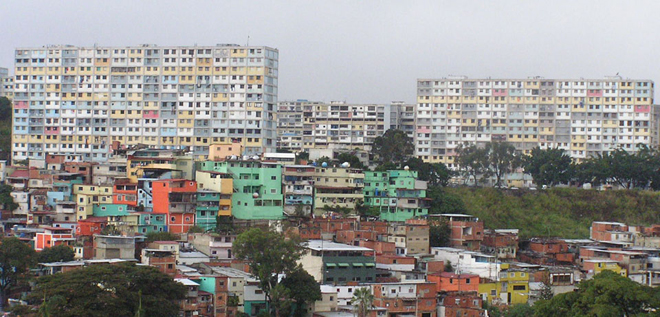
[152,179,197,234]
[76,217,108,236]
[35,227,75,251]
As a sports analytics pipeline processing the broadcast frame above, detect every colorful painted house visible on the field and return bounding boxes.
[196,189,220,231]
[364,169,430,222]
[195,170,233,217]
[198,160,283,220]
[112,178,138,207]
[152,179,197,234]
[35,227,75,251]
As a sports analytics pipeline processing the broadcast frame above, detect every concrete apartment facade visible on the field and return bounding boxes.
[416,77,656,167]
[276,101,389,153]
[12,44,278,164]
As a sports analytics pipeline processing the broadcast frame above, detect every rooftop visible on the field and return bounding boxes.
[305,240,373,252]
[175,278,200,286]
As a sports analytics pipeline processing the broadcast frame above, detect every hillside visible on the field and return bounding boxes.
[442,187,660,239]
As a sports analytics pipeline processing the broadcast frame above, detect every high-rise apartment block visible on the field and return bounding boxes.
[276,101,396,153]
[0,67,13,99]
[388,101,417,139]
[12,44,278,164]
[416,77,655,166]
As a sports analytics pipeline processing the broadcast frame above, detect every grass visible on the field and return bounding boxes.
[444,187,660,239]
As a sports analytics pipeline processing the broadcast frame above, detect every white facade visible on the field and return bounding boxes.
[432,247,502,280]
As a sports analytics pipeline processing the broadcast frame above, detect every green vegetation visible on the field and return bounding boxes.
[437,186,660,239]
[371,129,414,166]
[233,228,317,317]
[0,238,36,310]
[0,97,11,161]
[27,263,186,317]
[36,245,75,263]
[533,270,660,316]
[144,231,179,242]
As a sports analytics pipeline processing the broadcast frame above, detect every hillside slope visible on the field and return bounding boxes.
[443,187,660,239]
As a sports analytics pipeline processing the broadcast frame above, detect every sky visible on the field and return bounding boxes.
[1,0,658,104]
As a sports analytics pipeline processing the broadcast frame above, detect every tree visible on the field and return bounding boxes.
[233,228,306,317]
[37,245,75,263]
[295,152,309,164]
[145,231,178,242]
[374,162,397,172]
[505,304,533,317]
[0,184,18,212]
[533,270,660,316]
[444,261,454,273]
[0,238,36,310]
[351,287,374,317]
[486,142,521,187]
[280,267,322,317]
[371,129,414,166]
[405,157,451,187]
[336,152,365,169]
[29,263,186,317]
[429,218,451,247]
[455,142,490,187]
[314,156,333,166]
[523,147,572,187]
[427,186,466,215]
[100,224,121,235]
[0,97,11,161]
[354,201,379,220]
[215,215,236,234]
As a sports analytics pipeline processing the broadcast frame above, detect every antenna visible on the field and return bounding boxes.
[246,34,250,46]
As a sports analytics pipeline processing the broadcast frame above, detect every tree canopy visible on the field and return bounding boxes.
[336,152,366,169]
[28,263,186,317]
[486,142,521,186]
[352,287,374,317]
[455,142,490,186]
[0,184,18,212]
[36,245,75,263]
[523,147,572,187]
[0,97,11,161]
[405,157,451,187]
[233,228,307,317]
[371,129,414,166]
[533,270,660,316]
[0,238,36,309]
[280,267,322,317]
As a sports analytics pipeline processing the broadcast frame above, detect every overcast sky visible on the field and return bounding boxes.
[1,1,658,104]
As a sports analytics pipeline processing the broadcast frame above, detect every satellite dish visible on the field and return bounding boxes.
[321,162,328,168]
[404,166,410,170]
[252,193,259,198]
[341,162,349,168]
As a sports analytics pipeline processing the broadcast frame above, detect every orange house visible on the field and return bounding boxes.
[152,179,197,234]
[76,217,108,236]
[428,272,480,293]
[113,178,138,206]
[35,227,75,251]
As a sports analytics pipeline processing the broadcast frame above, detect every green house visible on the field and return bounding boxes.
[198,160,284,220]
[364,169,430,222]
[196,189,220,231]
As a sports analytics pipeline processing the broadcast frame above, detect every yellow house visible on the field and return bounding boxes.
[73,184,113,220]
[195,170,233,217]
[478,270,530,306]
[208,142,243,161]
[583,259,627,278]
